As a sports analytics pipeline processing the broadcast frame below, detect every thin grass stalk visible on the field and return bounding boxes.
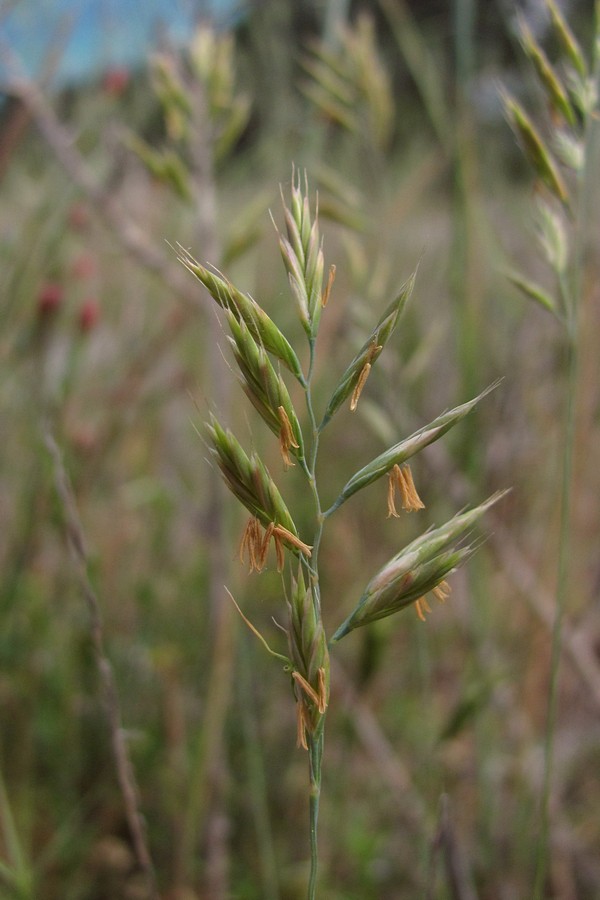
[181,612,235,887]
[532,331,577,899]
[451,0,488,467]
[414,608,437,881]
[307,727,324,900]
[169,46,246,892]
[187,67,233,900]
[238,637,281,900]
[303,338,326,897]
[532,50,600,898]
[377,0,451,152]
[454,0,476,87]
[42,424,158,900]
[0,765,33,900]
[451,3,499,860]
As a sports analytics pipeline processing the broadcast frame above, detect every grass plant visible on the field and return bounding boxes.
[502,3,600,895]
[179,171,504,897]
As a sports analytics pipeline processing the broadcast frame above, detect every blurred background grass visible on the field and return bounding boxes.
[1,1,600,898]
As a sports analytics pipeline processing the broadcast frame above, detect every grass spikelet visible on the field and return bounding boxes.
[546,0,588,78]
[274,171,325,336]
[207,416,298,538]
[226,311,305,465]
[329,384,499,512]
[519,16,576,125]
[321,272,416,427]
[177,246,305,382]
[502,91,570,206]
[330,492,507,642]
[505,269,557,313]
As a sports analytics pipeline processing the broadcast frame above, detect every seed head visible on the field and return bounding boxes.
[335,383,499,510]
[502,91,569,206]
[321,273,415,427]
[207,416,299,537]
[287,571,329,748]
[178,246,305,383]
[330,492,507,642]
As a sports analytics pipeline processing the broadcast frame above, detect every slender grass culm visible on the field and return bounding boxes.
[502,3,600,897]
[178,171,504,897]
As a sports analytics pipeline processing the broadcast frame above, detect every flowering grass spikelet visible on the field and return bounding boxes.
[330,492,507,642]
[546,0,588,79]
[502,91,569,206]
[321,273,415,427]
[274,170,325,337]
[207,415,301,544]
[287,570,329,748]
[519,16,576,126]
[328,383,499,513]
[225,311,305,466]
[177,245,305,383]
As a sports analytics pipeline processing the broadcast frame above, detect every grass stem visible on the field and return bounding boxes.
[307,729,324,900]
[42,424,158,900]
[532,335,577,899]
[532,55,600,897]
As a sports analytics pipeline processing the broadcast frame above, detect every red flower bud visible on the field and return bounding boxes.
[78,298,100,333]
[68,203,90,232]
[37,282,63,317]
[102,67,130,97]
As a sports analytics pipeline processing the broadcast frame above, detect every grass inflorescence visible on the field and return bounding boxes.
[182,171,504,898]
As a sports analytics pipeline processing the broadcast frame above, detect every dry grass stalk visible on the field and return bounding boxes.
[43,424,158,900]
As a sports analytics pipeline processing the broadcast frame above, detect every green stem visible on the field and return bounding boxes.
[302,338,327,900]
[532,333,577,899]
[0,765,33,899]
[307,728,324,900]
[532,50,599,897]
[304,338,325,584]
[239,638,281,900]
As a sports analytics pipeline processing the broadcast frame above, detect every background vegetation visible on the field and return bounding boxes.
[1,1,599,897]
